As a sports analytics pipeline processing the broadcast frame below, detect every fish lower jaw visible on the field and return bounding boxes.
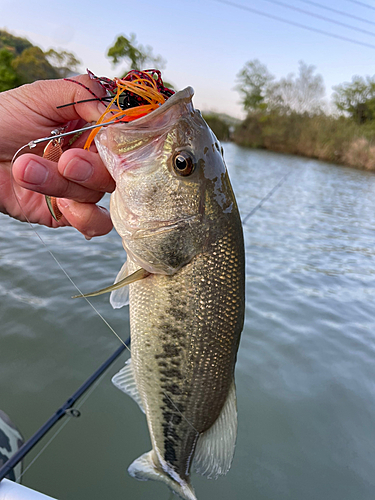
[128,450,197,500]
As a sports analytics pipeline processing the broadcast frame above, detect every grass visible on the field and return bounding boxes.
[232,111,375,171]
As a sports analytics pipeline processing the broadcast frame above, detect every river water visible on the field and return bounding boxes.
[1,143,375,500]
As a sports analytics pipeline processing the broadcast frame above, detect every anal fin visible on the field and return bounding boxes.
[193,379,237,479]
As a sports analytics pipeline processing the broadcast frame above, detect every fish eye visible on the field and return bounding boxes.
[173,152,195,177]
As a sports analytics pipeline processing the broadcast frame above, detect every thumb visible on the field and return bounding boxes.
[24,73,108,125]
[2,74,108,155]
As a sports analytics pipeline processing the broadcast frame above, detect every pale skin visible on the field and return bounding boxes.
[0,74,116,239]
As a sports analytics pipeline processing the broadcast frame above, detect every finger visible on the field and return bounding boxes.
[56,199,113,238]
[13,153,105,204]
[22,74,108,125]
[58,149,115,193]
[3,75,108,152]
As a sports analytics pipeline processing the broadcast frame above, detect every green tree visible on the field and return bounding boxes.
[333,76,375,124]
[202,114,231,141]
[235,59,274,112]
[44,49,81,78]
[107,33,165,75]
[0,49,18,91]
[0,30,32,56]
[0,30,83,92]
[12,46,59,85]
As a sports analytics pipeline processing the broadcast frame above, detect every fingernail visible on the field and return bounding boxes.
[23,160,48,185]
[63,158,94,182]
[57,198,69,209]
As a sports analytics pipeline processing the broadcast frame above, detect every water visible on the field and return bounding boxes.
[1,143,375,499]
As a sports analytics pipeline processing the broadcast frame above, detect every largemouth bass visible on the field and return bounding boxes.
[94,87,245,500]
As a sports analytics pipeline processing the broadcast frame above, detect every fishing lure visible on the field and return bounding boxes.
[45,69,174,221]
[83,70,174,150]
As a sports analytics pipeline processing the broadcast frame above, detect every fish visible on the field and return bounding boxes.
[93,87,245,500]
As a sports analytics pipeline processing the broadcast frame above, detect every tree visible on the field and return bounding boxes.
[236,60,325,115]
[333,76,375,124]
[268,61,325,114]
[44,49,81,78]
[107,33,166,76]
[12,46,60,85]
[0,49,18,91]
[0,30,32,56]
[0,30,83,92]
[235,59,274,112]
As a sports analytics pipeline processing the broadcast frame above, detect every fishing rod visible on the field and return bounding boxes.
[0,339,129,483]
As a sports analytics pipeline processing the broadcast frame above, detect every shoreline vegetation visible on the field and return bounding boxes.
[203,112,375,172]
[204,59,375,172]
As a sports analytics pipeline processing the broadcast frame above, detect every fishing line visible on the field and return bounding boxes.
[10,141,131,355]
[242,169,293,225]
[18,417,71,481]
[18,355,118,482]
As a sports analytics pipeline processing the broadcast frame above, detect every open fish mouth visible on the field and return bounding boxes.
[116,86,195,131]
[94,87,195,167]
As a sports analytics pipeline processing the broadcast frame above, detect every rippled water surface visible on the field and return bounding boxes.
[1,144,375,500]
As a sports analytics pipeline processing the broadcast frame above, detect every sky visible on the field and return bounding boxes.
[1,0,375,118]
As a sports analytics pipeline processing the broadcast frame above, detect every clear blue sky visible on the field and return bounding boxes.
[1,0,375,118]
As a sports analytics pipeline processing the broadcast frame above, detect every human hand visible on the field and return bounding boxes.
[0,74,115,238]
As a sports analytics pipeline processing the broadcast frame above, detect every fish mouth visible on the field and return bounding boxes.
[96,86,195,142]
[95,87,196,179]
[118,86,195,130]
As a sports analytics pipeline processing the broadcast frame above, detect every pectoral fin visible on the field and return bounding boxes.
[72,267,150,299]
[110,260,130,309]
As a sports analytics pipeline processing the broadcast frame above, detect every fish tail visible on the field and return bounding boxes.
[128,450,197,500]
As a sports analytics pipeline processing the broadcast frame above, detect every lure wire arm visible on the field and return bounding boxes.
[21,120,126,221]
[28,119,123,149]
